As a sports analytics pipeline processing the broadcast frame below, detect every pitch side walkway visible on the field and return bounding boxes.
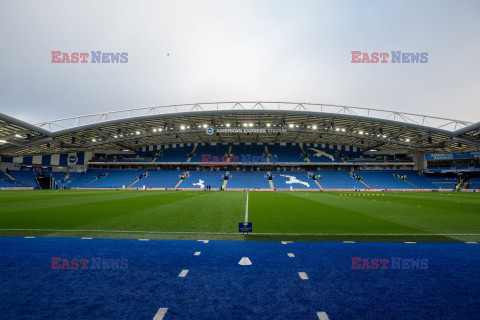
[0,237,478,319]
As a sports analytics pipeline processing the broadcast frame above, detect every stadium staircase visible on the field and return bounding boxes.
[81,173,106,187]
[186,145,197,163]
[314,180,324,189]
[227,146,233,163]
[4,171,16,181]
[359,180,372,189]
[222,171,229,188]
[300,145,311,163]
[310,172,324,190]
[350,172,372,189]
[127,172,148,188]
[174,171,189,188]
[404,178,421,189]
[266,171,275,189]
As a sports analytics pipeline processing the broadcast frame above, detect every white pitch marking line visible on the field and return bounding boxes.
[404,242,416,244]
[153,307,168,320]
[178,269,189,277]
[81,237,93,239]
[138,239,150,241]
[317,311,330,320]
[466,242,478,244]
[244,190,249,223]
[281,241,293,245]
[245,190,248,223]
[3,229,480,236]
[24,236,35,238]
[194,251,201,256]
[287,253,295,258]
[343,241,355,243]
[298,272,308,280]
[197,240,209,243]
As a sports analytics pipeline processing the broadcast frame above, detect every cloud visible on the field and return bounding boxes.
[0,0,479,124]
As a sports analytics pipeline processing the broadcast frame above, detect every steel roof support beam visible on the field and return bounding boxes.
[0,137,52,154]
[188,116,204,143]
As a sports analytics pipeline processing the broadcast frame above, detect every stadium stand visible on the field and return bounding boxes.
[467,177,480,189]
[266,144,304,162]
[87,169,145,188]
[424,176,458,189]
[130,170,183,188]
[153,145,192,162]
[305,147,343,162]
[63,170,106,188]
[50,172,67,188]
[0,170,23,187]
[8,170,39,188]
[395,170,438,189]
[91,154,150,163]
[230,144,266,163]
[190,144,230,162]
[226,171,271,189]
[314,171,368,189]
[356,170,415,189]
[272,171,320,189]
[186,171,225,189]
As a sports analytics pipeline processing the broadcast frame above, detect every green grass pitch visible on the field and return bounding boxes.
[0,190,479,242]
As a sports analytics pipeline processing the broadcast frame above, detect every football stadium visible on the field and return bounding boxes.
[1,102,480,319]
[2,1,480,319]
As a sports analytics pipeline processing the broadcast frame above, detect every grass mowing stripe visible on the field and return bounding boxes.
[251,191,424,235]
[0,190,181,214]
[0,191,202,230]
[1,190,479,242]
[288,192,480,240]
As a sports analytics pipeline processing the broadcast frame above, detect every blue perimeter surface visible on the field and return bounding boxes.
[0,237,479,319]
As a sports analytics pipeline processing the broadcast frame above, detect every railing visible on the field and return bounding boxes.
[35,102,473,132]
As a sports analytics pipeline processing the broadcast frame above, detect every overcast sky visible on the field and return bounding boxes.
[0,0,479,125]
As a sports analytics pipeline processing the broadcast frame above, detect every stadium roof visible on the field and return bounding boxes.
[1,102,479,156]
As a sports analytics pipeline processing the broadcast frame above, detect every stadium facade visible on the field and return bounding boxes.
[1,102,479,191]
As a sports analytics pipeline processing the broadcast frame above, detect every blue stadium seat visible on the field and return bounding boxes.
[266,144,303,163]
[64,170,106,188]
[186,171,225,189]
[131,170,183,188]
[0,170,23,187]
[356,170,417,189]
[190,144,230,163]
[226,171,270,189]
[230,144,266,163]
[272,171,319,189]
[154,145,193,162]
[305,147,343,162]
[314,171,368,189]
[87,170,145,188]
[8,170,39,188]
